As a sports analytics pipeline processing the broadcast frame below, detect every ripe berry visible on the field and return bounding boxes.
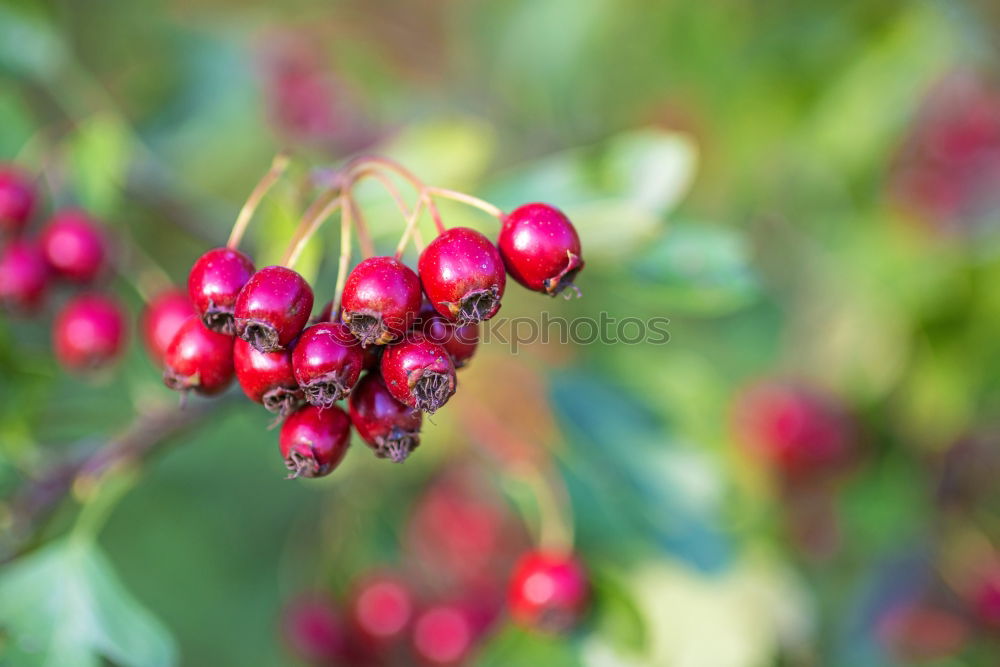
[0,240,49,311]
[187,247,256,334]
[416,302,478,369]
[0,166,36,234]
[348,373,422,463]
[234,266,314,353]
[380,336,456,414]
[732,380,855,480]
[140,288,193,366]
[418,227,505,324]
[341,256,422,346]
[39,209,107,283]
[412,604,475,665]
[350,574,415,644]
[162,315,235,395]
[292,321,364,408]
[507,551,589,633]
[53,293,127,372]
[498,203,583,297]
[234,338,303,416]
[281,593,348,664]
[973,568,1000,632]
[279,404,351,478]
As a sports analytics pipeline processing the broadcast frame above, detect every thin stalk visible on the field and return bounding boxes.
[331,194,353,314]
[394,196,426,259]
[227,152,291,249]
[346,155,445,233]
[348,196,374,259]
[425,186,504,221]
[281,190,342,268]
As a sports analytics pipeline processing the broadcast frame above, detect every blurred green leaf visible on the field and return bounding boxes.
[0,6,66,81]
[380,116,497,189]
[603,129,698,215]
[0,539,177,667]
[476,623,580,667]
[632,222,761,315]
[68,114,133,217]
[589,567,647,655]
[0,89,36,157]
[253,184,321,285]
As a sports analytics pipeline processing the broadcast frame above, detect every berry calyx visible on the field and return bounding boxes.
[498,203,584,297]
[234,265,314,353]
[279,404,351,478]
[39,209,107,283]
[292,321,364,408]
[507,550,589,633]
[341,256,422,346]
[348,372,422,463]
[380,336,456,414]
[350,574,415,643]
[140,288,194,366]
[234,337,304,416]
[162,315,235,395]
[412,604,475,665]
[0,239,49,311]
[416,302,479,369]
[187,247,256,334]
[53,293,127,372]
[418,227,506,324]
[0,166,36,234]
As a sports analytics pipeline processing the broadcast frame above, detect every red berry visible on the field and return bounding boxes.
[234,337,303,416]
[187,247,256,335]
[162,315,235,395]
[416,302,478,369]
[279,404,351,478]
[973,569,1000,632]
[53,293,127,372]
[380,336,456,414]
[878,600,969,662]
[732,380,855,480]
[341,256,422,346]
[350,574,415,643]
[292,321,364,408]
[498,203,583,297]
[234,266,314,353]
[348,372,422,463]
[0,239,49,311]
[39,209,107,283]
[412,604,475,665]
[0,166,36,234]
[281,593,348,663]
[140,288,193,366]
[507,551,589,633]
[418,227,505,324]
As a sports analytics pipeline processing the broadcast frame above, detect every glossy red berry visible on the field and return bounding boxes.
[140,289,193,366]
[292,321,364,408]
[350,574,415,643]
[281,593,348,664]
[53,293,127,372]
[348,373,422,463]
[279,404,351,478]
[187,247,255,334]
[380,336,456,414]
[39,209,107,283]
[0,166,36,234]
[412,604,475,665]
[341,256,422,346]
[507,551,589,633]
[498,203,583,297]
[0,240,49,311]
[162,315,235,395]
[234,338,303,416]
[416,302,478,369]
[235,265,314,353]
[732,380,855,480]
[418,227,506,324]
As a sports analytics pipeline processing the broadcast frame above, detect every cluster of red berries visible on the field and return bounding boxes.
[0,164,131,372]
[156,158,583,479]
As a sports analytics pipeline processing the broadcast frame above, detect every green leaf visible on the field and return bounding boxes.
[0,540,178,667]
[631,222,761,315]
[0,89,36,157]
[475,623,580,667]
[68,114,133,217]
[380,116,497,189]
[589,567,647,655]
[0,6,66,81]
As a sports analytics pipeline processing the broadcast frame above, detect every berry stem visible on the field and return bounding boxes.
[281,189,343,268]
[520,462,575,556]
[424,186,505,221]
[331,194,353,314]
[394,194,427,260]
[346,155,446,233]
[227,152,291,250]
[349,196,374,260]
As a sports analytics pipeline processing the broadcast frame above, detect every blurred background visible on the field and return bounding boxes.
[3,0,1000,665]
